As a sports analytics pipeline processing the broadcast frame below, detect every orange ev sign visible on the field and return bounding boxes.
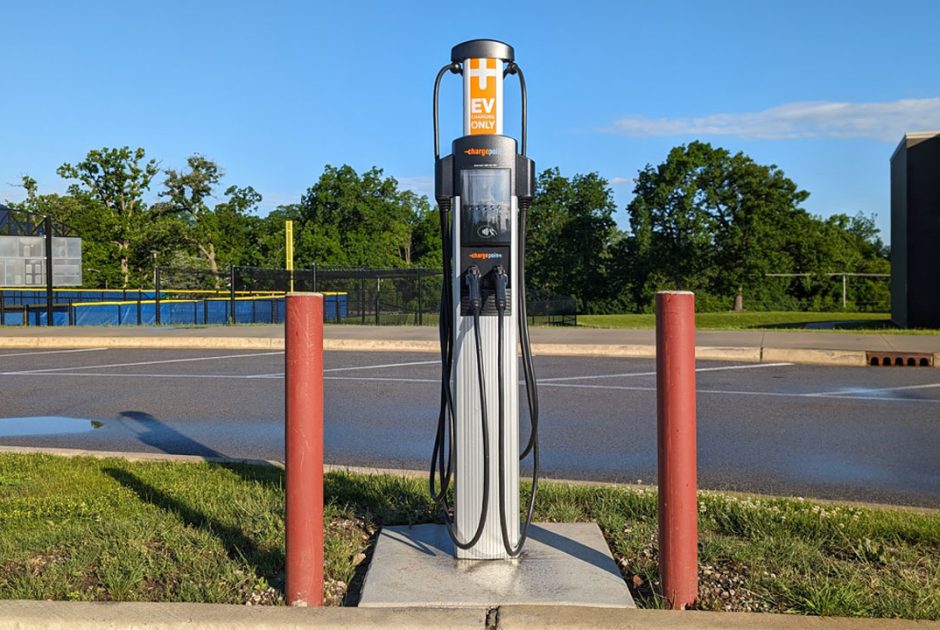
[467,58,499,134]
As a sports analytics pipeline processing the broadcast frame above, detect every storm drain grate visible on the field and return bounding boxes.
[866,351,934,367]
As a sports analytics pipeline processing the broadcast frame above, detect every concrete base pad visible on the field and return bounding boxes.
[359,523,635,608]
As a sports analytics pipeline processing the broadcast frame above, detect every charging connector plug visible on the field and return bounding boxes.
[494,266,508,314]
[466,266,482,314]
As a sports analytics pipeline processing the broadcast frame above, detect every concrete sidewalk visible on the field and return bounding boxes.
[1,323,939,367]
[1,600,937,629]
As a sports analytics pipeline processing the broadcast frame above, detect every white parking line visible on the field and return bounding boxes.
[0,372,271,380]
[236,359,440,379]
[3,369,936,404]
[0,348,109,358]
[0,371,440,384]
[324,360,439,373]
[807,382,940,396]
[0,351,284,375]
[539,382,940,404]
[538,362,793,383]
[325,376,438,383]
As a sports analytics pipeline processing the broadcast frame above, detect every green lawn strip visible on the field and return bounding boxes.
[576,311,940,334]
[0,454,937,618]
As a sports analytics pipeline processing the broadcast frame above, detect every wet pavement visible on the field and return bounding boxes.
[0,347,938,507]
[0,416,102,437]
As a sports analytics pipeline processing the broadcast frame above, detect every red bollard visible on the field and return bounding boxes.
[656,291,698,610]
[285,293,324,607]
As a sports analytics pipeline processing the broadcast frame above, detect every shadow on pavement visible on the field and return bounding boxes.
[118,410,223,459]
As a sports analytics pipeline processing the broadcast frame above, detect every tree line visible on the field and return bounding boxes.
[8,142,889,312]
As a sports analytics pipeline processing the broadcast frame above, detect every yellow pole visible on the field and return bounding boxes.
[285,220,295,293]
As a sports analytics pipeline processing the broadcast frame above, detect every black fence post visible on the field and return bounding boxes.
[137,291,142,326]
[359,274,365,325]
[416,269,423,326]
[0,289,5,326]
[374,276,380,326]
[155,267,162,325]
[251,298,257,324]
[203,298,209,325]
[229,265,236,324]
[68,299,75,326]
[44,215,54,327]
[312,263,318,292]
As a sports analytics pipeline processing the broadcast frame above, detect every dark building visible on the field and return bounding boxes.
[890,132,940,328]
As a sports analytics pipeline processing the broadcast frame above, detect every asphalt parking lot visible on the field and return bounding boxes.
[0,347,938,507]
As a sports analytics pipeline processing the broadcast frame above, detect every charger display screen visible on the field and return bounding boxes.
[460,168,511,245]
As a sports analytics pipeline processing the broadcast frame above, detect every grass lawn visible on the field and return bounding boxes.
[576,311,936,333]
[0,453,937,618]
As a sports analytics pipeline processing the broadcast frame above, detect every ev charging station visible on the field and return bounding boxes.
[356,40,634,608]
[430,39,539,560]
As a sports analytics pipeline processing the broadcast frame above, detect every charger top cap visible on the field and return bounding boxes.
[451,39,514,63]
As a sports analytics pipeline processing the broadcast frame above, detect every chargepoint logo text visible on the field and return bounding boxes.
[468,251,503,260]
[464,147,502,157]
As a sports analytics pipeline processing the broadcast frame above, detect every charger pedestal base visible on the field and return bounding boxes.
[358,522,635,608]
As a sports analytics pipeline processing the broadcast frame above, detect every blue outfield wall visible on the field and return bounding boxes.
[0,290,157,306]
[1,293,347,326]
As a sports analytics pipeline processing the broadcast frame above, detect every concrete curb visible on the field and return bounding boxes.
[0,444,285,468]
[326,338,436,353]
[0,335,284,351]
[0,600,487,629]
[498,605,939,629]
[0,600,936,630]
[696,346,762,362]
[761,347,867,367]
[0,334,914,367]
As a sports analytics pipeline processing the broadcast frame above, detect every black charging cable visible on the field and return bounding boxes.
[493,265,539,558]
[517,202,539,460]
[429,237,490,550]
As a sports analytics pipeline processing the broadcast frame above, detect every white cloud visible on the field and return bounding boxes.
[257,191,300,209]
[397,175,434,198]
[604,97,940,141]
[610,176,633,186]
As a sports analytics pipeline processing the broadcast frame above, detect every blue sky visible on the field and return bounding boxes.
[3,1,939,244]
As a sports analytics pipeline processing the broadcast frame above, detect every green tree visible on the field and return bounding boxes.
[211,186,265,268]
[790,212,890,311]
[625,142,890,312]
[409,203,443,268]
[626,142,810,310]
[527,168,618,312]
[157,155,263,281]
[708,150,810,305]
[293,165,427,268]
[57,147,160,287]
[628,143,727,299]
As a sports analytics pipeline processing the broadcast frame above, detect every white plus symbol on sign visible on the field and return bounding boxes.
[468,59,498,90]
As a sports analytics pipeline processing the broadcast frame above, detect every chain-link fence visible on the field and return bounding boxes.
[311,267,441,325]
[1,266,582,327]
[152,265,444,326]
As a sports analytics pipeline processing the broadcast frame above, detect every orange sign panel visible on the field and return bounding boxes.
[467,58,500,135]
